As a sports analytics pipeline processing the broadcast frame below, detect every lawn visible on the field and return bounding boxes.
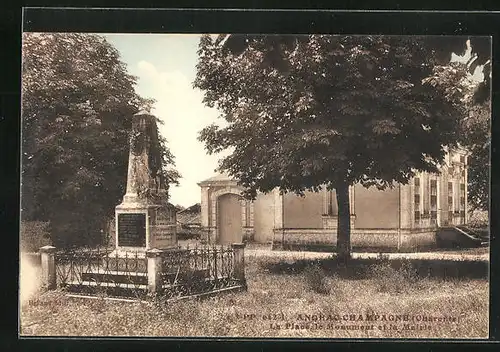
[20,253,489,338]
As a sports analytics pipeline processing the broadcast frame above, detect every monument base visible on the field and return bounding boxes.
[108,248,146,258]
[115,202,177,251]
[107,245,182,258]
[105,248,148,274]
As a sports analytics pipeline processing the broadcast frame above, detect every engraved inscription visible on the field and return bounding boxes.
[156,208,173,225]
[117,213,146,247]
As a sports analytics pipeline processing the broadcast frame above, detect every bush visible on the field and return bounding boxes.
[369,260,420,293]
[468,210,489,229]
[20,221,51,252]
[303,264,330,295]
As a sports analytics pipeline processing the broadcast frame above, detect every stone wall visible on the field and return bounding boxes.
[400,229,437,251]
[354,184,400,229]
[253,191,275,243]
[272,228,437,252]
[202,226,254,244]
[283,191,324,228]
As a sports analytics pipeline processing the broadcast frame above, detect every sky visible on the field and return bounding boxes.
[103,34,225,208]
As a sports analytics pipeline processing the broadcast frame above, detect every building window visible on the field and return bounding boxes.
[414,194,420,205]
[415,211,421,224]
[430,179,437,215]
[461,183,466,213]
[460,155,465,164]
[423,174,430,214]
[454,181,460,212]
[328,191,334,215]
[414,178,421,225]
[431,195,437,208]
[431,210,437,225]
[414,177,420,187]
[245,201,251,227]
[430,180,437,194]
[324,190,336,216]
[448,182,453,211]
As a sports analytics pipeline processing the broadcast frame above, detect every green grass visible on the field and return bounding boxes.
[20,255,488,338]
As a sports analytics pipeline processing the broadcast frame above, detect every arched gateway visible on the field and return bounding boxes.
[198,174,254,244]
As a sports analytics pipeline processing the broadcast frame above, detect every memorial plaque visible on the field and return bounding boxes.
[117,213,146,247]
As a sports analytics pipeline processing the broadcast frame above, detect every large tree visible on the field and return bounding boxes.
[22,33,180,248]
[423,42,491,212]
[194,35,467,261]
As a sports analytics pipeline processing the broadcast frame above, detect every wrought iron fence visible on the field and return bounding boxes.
[159,244,241,299]
[49,243,245,300]
[54,245,148,298]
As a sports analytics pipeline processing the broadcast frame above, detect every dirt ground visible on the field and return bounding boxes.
[244,246,489,261]
[179,240,489,262]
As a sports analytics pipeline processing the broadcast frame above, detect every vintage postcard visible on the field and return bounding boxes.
[19,13,491,339]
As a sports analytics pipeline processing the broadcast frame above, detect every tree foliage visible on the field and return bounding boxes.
[22,33,179,247]
[194,35,466,259]
[424,48,491,211]
[465,101,490,212]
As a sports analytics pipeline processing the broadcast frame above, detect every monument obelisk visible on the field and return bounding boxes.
[114,110,177,252]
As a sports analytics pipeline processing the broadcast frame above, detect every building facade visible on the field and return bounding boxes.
[198,149,468,251]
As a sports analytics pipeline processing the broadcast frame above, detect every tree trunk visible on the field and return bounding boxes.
[336,182,351,264]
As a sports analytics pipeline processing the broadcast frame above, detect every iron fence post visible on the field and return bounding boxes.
[40,245,57,290]
[146,248,163,294]
[231,242,246,287]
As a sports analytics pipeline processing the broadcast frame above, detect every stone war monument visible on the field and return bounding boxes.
[114,110,177,253]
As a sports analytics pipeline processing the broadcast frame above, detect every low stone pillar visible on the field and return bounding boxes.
[146,248,163,294]
[40,245,56,290]
[231,243,246,286]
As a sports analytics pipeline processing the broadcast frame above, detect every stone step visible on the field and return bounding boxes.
[161,268,210,282]
[66,293,149,303]
[437,227,485,248]
[63,273,238,298]
[63,280,148,299]
[81,271,148,285]
[66,274,229,290]
[66,280,147,289]
[76,268,211,287]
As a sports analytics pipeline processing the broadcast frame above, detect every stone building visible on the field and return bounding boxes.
[198,148,469,251]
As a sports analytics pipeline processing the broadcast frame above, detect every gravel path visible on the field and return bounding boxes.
[245,248,489,262]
